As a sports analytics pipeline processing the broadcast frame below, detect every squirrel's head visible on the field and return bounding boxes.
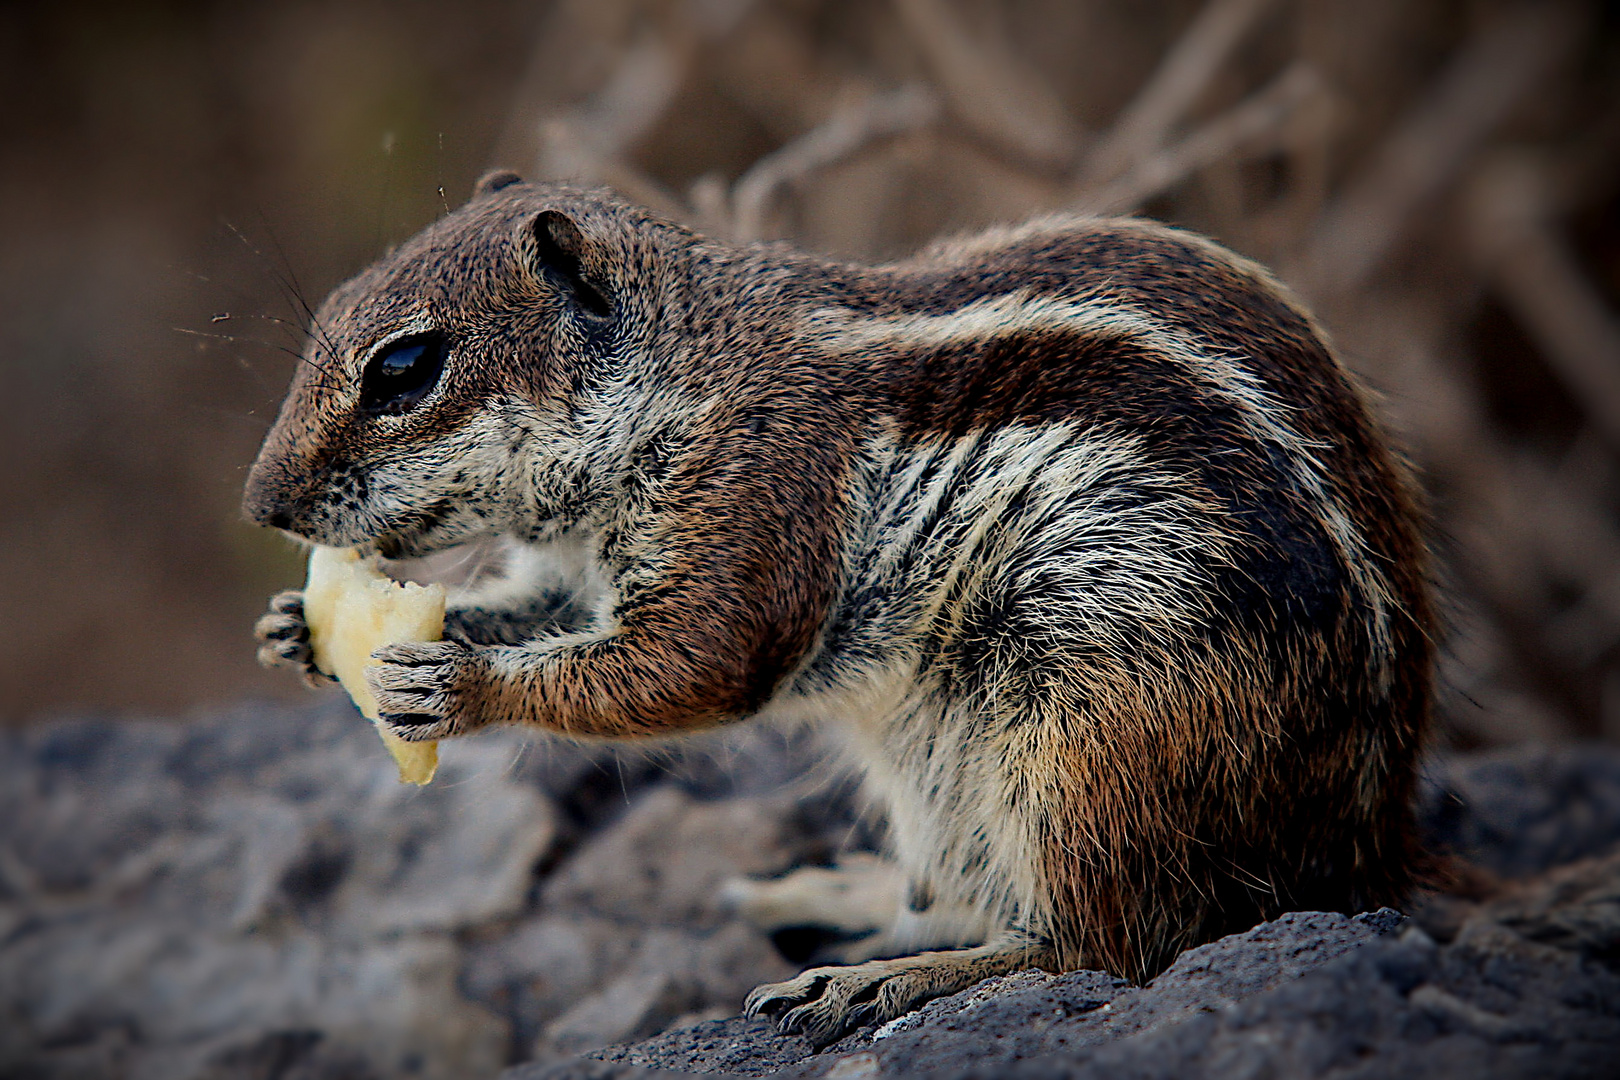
[243,172,684,556]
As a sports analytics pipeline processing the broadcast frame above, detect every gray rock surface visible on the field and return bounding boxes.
[524,873,1620,1080]
[1,702,545,1079]
[0,701,849,1079]
[1,702,1617,1079]
[1419,745,1620,877]
[516,746,1620,1080]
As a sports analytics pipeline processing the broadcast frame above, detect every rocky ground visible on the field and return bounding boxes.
[2,702,1618,1079]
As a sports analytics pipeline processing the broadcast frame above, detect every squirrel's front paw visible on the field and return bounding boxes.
[254,590,333,688]
[367,640,486,741]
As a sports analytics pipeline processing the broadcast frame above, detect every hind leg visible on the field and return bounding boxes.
[723,854,997,965]
[721,853,905,939]
[744,931,1054,1045]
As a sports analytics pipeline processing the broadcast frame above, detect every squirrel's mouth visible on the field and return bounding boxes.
[374,533,410,560]
[375,525,438,561]
[373,497,474,559]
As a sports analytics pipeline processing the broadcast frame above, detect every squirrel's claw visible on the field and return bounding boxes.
[253,589,332,686]
[369,640,481,740]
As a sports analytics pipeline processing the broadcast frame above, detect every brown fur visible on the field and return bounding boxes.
[246,176,1433,1043]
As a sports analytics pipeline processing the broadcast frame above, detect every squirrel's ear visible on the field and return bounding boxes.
[474,169,524,196]
[529,209,612,319]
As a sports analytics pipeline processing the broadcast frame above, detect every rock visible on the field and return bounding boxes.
[542,787,806,928]
[503,1061,728,1080]
[753,911,1392,1079]
[463,778,830,1064]
[4,703,1620,1080]
[531,924,796,1063]
[1419,744,1620,878]
[463,913,647,1035]
[562,861,1620,1080]
[587,1016,813,1079]
[0,702,553,1080]
[543,971,698,1060]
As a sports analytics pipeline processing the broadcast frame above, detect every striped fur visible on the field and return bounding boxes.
[245,177,1433,1043]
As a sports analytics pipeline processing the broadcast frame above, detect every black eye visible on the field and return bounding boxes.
[359,333,446,416]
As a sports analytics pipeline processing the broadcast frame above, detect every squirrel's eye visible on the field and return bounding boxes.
[359,333,446,416]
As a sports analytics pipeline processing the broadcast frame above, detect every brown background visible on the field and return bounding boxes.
[3,0,1617,747]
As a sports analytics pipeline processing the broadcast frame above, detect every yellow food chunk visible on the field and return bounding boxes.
[304,545,446,786]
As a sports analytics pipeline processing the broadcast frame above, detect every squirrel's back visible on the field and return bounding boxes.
[762,215,1432,980]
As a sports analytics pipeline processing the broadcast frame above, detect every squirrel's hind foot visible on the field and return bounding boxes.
[744,933,1053,1046]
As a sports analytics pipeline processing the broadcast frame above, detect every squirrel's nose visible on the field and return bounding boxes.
[242,493,295,531]
[241,462,302,531]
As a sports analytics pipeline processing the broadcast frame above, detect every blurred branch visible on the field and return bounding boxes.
[564,32,686,160]
[537,117,689,223]
[531,24,694,221]
[529,7,764,225]
[709,10,842,141]
[1365,302,1620,684]
[1503,454,1620,661]
[1299,3,1579,301]
[894,0,1080,171]
[1077,62,1325,216]
[1437,607,1570,744]
[1078,0,1278,187]
[728,86,940,243]
[1467,153,1620,456]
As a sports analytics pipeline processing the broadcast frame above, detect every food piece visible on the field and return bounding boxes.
[304,545,446,785]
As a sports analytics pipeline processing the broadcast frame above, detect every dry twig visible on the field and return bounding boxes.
[1078,62,1325,216]
[1078,0,1279,187]
[1300,3,1580,300]
[729,86,939,242]
[894,0,1080,171]
[1467,153,1620,455]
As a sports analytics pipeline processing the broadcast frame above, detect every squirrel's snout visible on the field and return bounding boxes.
[242,487,297,532]
[242,456,308,533]
[259,507,294,531]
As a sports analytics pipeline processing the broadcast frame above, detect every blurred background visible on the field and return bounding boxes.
[3,0,1618,746]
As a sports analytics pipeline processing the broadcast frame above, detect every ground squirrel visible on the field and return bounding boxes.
[246,170,1434,1044]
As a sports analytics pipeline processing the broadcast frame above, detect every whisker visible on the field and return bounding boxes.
[258,215,347,365]
[174,325,304,363]
[170,263,312,349]
[223,216,343,372]
[206,311,317,372]
[172,326,342,393]
[210,310,313,339]
[436,131,451,219]
[184,404,274,432]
